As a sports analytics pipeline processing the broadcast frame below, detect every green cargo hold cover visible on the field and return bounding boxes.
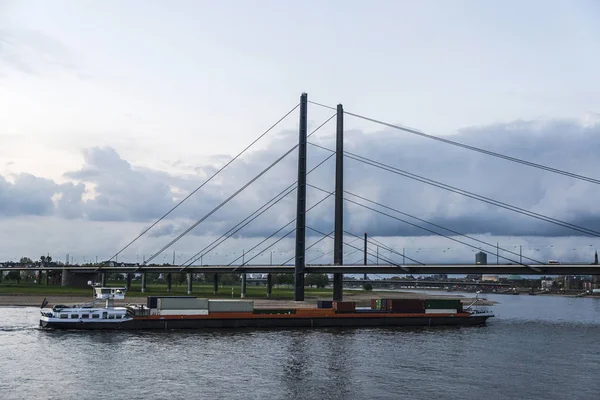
[424,299,462,309]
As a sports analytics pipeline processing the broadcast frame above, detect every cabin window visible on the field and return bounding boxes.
[92,314,99,319]
[116,315,122,319]
[81,314,89,319]
[108,314,115,319]
[71,314,79,319]
[60,314,68,319]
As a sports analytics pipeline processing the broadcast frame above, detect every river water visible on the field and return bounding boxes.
[1,293,599,400]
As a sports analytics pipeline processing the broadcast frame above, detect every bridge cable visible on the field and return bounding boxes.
[297,229,415,267]
[110,103,300,262]
[178,113,337,268]
[305,225,416,269]
[229,189,336,270]
[362,236,415,264]
[180,152,336,269]
[231,227,297,271]
[308,141,600,238]
[344,151,600,237]
[308,100,600,185]
[306,183,539,268]
[180,185,296,268]
[145,143,299,264]
[305,225,413,268]
[350,200,537,267]
[340,247,363,263]
[281,233,357,267]
[305,236,363,264]
[342,192,544,265]
[343,230,424,265]
[348,256,367,265]
[144,113,336,265]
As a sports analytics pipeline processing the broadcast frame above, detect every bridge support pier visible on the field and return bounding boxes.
[213,273,219,295]
[187,273,192,294]
[333,103,344,302]
[38,270,42,284]
[241,273,247,298]
[126,273,132,290]
[100,273,106,287]
[141,273,147,293]
[363,232,368,281]
[166,273,172,292]
[45,271,49,285]
[267,273,272,298]
[333,274,343,301]
[294,92,308,301]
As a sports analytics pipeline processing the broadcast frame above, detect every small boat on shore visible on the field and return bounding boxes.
[39,284,494,330]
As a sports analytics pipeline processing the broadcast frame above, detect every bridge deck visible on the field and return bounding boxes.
[1,264,598,275]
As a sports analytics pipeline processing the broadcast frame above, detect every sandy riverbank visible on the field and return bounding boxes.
[0,290,495,307]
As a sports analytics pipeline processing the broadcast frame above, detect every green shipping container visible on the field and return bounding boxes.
[424,299,462,309]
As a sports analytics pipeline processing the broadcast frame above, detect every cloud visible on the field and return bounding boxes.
[2,117,600,257]
[0,173,57,216]
[65,147,177,222]
[0,216,596,266]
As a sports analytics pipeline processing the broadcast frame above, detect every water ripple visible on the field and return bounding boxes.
[0,295,599,400]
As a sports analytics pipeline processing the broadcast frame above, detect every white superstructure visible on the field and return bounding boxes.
[39,284,135,327]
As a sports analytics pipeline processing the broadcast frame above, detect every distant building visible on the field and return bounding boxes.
[476,252,487,265]
[100,260,118,267]
[560,275,592,290]
[541,279,554,290]
[481,275,499,282]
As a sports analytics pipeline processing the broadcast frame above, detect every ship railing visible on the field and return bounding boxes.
[463,292,487,311]
[468,309,493,315]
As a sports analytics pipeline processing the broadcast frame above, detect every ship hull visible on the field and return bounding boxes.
[40,314,491,330]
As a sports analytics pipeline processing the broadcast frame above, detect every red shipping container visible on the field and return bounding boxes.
[333,301,356,313]
[388,299,425,313]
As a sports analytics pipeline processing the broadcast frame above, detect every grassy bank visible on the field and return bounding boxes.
[0,281,340,299]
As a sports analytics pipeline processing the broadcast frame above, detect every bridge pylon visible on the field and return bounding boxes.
[333,103,344,301]
[294,93,308,301]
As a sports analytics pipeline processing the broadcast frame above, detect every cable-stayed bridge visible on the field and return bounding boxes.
[3,93,600,300]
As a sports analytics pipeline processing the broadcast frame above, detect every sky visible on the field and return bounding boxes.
[1,1,600,267]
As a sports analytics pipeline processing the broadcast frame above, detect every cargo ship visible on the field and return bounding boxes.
[39,285,494,330]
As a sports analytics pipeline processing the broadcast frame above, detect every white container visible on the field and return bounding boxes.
[158,298,209,310]
[425,309,457,314]
[208,300,254,313]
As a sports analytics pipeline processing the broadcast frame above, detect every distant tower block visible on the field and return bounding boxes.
[476,251,488,265]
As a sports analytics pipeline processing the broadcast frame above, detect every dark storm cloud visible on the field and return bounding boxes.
[0,174,56,216]
[65,147,176,222]
[2,117,600,241]
[0,173,85,218]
